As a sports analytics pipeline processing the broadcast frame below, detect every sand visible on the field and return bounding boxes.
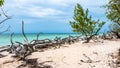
[0,39,120,68]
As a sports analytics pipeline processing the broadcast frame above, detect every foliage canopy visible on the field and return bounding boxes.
[104,0,120,38]
[0,0,4,7]
[70,3,105,42]
[104,0,120,26]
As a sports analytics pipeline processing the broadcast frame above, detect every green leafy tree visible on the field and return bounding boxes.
[0,0,4,6]
[104,0,120,38]
[70,3,105,43]
[104,0,120,25]
[0,0,4,16]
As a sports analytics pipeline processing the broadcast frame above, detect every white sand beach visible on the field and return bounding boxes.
[0,39,120,68]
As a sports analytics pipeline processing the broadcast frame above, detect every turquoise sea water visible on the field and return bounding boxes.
[0,33,79,46]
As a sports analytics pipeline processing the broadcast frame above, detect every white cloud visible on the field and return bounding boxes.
[3,0,109,20]
[25,6,65,18]
[4,0,66,18]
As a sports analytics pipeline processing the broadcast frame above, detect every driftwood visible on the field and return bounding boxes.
[0,54,6,58]
[31,35,81,49]
[16,21,35,60]
[0,45,9,52]
[112,31,120,39]
[7,21,82,60]
[101,32,119,40]
[10,33,14,45]
[61,35,78,45]
[80,54,100,63]
[8,21,36,60]
[36,32,42,40]
[7,32,15,53]
[22,21,28,43]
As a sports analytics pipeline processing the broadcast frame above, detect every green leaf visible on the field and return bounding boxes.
[70,3,105,42]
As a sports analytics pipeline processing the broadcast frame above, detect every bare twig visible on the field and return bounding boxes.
[0,8,11,24]
[0,25,10,34]
[22,21,28,42]
[80,54,100,63]
[36,32,42,40]
[10,32,14,46]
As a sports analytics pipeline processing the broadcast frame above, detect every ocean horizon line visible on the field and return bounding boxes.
[3,33,76,35]
[3,32,105,35]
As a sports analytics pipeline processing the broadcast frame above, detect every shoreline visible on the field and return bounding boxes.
[0,33,105,46]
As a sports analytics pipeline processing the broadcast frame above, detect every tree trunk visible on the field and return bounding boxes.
[116,32,120,38]
[85,38,91,43]
[84,35,95,43]
[84,37,92,43]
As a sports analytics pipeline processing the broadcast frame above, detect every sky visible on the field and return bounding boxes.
[1,0,110,33]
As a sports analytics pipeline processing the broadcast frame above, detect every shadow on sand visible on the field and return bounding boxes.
[17,58,53,68]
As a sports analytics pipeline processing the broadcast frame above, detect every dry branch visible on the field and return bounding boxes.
[36,32,42,40]
[0,25,10,34]
[10,32,14,45]
[22,21,28,42]
[0,8,11,24]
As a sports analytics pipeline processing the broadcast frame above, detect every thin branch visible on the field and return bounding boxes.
[0,8,11,24]
[22,21,28,42]
[0,25,10,34]
[36,32,42,40]
[10,32,14,46]
[0,23,4,28]
[1,8,9,18]
[0,18,10,24]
